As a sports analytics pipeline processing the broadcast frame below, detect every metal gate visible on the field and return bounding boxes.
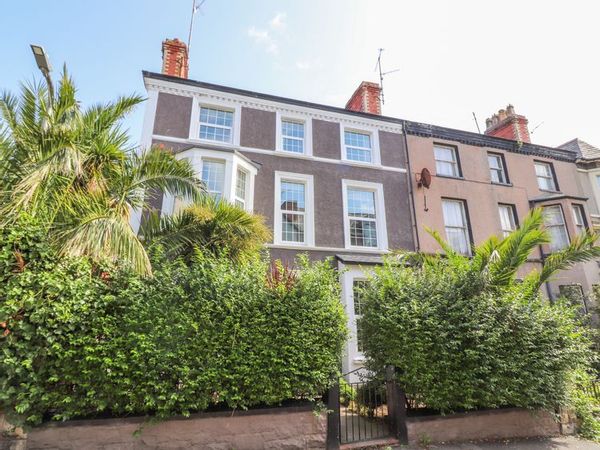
[326,366,408,449]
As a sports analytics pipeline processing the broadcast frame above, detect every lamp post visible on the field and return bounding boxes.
[30,44,54,102]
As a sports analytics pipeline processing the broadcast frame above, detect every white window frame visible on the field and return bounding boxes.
[352,278,368,353]
[543,205,570,252]
[498,204,517,238]
[189,97,241,146]
[161,147,257,215]
[276,112,312,156]
[434,144,461,178]
[342,179,388,250]
[442,198,471,255]
[535,161,558,192]
[235,167,249,209]
[273,171,315,247]
[572,204,586,235]
[488,152,508,184]
[340,125,381,165]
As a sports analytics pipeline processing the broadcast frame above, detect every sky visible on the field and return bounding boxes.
[2,1,600,149]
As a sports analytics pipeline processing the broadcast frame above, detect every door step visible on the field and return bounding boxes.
[340,437,399,450]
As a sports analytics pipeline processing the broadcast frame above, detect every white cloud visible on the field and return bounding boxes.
[270,12,287,29]
[247,26,278,54]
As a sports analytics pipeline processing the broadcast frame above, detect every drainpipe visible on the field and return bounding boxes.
[402,121,421,252]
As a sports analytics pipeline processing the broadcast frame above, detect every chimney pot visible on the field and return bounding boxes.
[484,104,531,143]
[345,81,382,115]
[162,38,189,78]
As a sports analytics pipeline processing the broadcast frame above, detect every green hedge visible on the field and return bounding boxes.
[0,218,347,425]
[360,257,592,413]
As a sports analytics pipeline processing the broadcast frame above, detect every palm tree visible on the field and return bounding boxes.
[424,208,600,293]
[140,197,271,262]
[0,68,203,275]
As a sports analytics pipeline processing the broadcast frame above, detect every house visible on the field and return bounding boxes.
[560,138,600,231]
[406,107,600,303]
[137,39,600,377]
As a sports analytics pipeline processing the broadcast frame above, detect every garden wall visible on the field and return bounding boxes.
[22,405,326,450]
[407,407,567,445]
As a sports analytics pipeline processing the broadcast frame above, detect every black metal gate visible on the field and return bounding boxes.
[326,366,408,449]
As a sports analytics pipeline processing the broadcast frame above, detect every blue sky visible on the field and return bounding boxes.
[3,1,600,148]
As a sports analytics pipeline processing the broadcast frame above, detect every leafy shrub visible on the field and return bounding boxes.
[570,370,600,442]
[339,378,356,406]
[360,210,597,413]
[0,220,347,425]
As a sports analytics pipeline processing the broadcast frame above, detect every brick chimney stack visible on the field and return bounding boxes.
[484,104,531,143]
[162,38,189,78]
[345,81,382,115]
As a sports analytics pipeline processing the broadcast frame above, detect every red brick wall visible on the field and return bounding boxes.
[345,81,381,115]
[162,38,188,78]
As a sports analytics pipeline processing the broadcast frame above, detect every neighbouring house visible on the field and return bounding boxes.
[405,106,600,305]
[136,38,600,378]
[560,138,600,231]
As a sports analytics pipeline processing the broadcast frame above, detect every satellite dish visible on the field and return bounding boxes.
[417,168,432,189]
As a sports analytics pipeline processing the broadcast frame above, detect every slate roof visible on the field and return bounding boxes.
[143,71,578,163]
[335,254,385,265]
[559,138,600,160]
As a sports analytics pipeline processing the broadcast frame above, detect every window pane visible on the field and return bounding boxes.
[499,205,516,237]
[535,162,556,191]
[543,206,569,251]
[235,169,247,207]
[345,131,371,148]
[281,212,305,243]
[350,219,378,247]
[442,200,465,227]
[442,200,470,255]
[572,205,586,235]
[200,107,233,127]
[201,160,225,200]
[353,280,367,316]
[345,131,372,162]
[280,181,305,212]
[199,107,233,143]
[282,120,305,153]
[435,146,458,177]
[488,154,506,184]
[348,189,376,218]
[282,121,304,138]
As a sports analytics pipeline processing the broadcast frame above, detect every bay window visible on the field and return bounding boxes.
[543,205,569,251]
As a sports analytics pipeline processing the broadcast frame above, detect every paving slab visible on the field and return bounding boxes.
[394,436,600,449]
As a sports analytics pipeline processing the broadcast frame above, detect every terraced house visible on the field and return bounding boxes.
[137,39,600,376]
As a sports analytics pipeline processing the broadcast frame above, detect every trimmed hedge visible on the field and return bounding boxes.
[0,218,347,425]
[360,257,592,413]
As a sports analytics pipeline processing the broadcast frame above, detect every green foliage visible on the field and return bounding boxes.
[570,371,600,442]
[360,210,596,413]
[0,221,347,425]
[339,378,356,406]
[141,197,271,262]
[0,69,203,275]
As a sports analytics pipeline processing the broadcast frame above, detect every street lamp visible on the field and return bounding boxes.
[30,44,54,101]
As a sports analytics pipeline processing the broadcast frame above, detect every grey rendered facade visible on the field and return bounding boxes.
[138,71,416,375]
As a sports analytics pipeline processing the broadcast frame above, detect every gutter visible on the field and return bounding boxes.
[402,121,420,252]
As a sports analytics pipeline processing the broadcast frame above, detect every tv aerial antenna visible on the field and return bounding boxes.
[187,0,207,54]
[374,48,400,105]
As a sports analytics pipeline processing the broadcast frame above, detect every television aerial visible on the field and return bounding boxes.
[374,48,400,105]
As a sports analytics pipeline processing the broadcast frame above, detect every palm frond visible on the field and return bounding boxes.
[486,209,549,286]
[425,226,460,258]
[534,231,600,289]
